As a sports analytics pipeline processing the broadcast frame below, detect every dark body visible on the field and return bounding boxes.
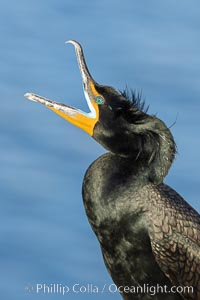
[83,153,200,300]
[26,41,200,300]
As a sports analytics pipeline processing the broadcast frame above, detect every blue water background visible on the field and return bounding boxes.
[0,1,200,299]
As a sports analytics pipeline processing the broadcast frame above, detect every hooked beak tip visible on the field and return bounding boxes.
[65,39,72,44]
[65,40,79,46]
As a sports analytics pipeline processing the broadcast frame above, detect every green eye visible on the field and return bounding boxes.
[95,96,104,105]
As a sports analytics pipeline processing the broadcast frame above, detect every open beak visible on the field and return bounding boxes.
[24,40,100,136]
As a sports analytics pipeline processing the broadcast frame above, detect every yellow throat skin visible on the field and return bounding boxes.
[24,40,101,136]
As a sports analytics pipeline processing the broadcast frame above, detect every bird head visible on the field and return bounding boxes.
[25,40,176,183]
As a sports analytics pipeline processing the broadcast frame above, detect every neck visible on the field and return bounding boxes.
[82,152,148,230]
[103,133,176,185]
[147,131,176,184]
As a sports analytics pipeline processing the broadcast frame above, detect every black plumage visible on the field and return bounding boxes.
[25,40,200,300]
[82,85,200,300]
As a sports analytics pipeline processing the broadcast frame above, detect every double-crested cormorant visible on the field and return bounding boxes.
[25,41,200,300]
